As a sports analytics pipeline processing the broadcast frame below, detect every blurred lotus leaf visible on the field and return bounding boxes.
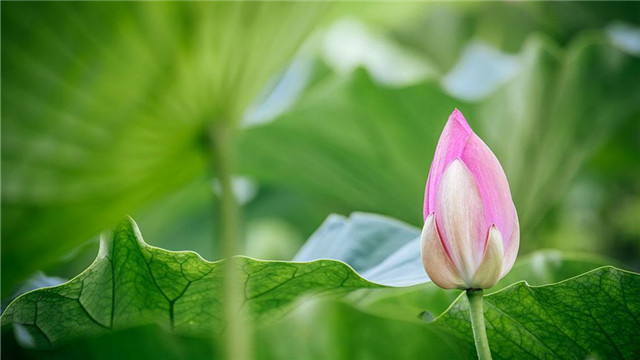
[237,31,640,245]
[1,2,329,293]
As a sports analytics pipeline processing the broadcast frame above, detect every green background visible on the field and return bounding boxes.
[2,2,639,359]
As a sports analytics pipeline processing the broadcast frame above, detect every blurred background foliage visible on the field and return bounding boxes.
[2,1,640,357]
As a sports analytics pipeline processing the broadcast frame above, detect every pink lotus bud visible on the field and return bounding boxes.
[421,109,519,289]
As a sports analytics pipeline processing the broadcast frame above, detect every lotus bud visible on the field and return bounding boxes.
[421,109,519,290]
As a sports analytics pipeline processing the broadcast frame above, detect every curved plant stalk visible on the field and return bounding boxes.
[211,124,251,359]
[466,289,492,360]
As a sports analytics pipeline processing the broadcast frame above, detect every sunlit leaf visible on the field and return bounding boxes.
[1,2,329,293]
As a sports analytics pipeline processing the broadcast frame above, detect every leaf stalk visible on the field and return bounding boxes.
[210,124,251,360]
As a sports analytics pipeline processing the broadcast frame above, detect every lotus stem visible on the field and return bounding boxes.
[466,289,492,360]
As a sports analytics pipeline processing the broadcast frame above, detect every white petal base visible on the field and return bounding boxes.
[469,225,504,289]
[421,214,465,289]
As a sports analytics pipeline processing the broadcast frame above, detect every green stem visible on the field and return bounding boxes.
[210,125,251,360]
[466,289,492,360]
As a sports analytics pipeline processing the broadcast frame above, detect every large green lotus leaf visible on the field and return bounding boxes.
[263,266,640,359]
[2,215,636,359]
[0,218,379,349]
[439,266,640,359]
[6,266,638,360]
[237,32,640,238]
[1,2,329,293]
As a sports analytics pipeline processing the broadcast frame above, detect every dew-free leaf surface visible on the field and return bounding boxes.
[6,266,638,360]
[1,218,379,348]
[3,215,639,360]
[440,266,640,359]
[260,266,640,360]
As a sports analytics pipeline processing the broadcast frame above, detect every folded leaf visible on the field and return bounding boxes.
[294,212,427,286]
[292,212,618,289]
